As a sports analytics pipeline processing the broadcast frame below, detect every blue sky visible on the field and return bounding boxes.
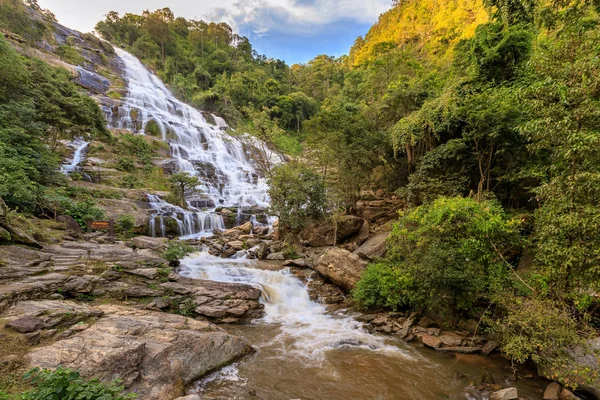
[37,0,391,64]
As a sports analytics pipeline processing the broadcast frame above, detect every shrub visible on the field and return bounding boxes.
[56,198,105,230]
[355,196,520,313]
[116,157,135,172]
[116,215,135,238]
[267,162,326,232]
[21,368,137,400]
[162,241,196,264]
[353,263,411,310]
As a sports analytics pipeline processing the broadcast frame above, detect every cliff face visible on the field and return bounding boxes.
[348,0,489,67]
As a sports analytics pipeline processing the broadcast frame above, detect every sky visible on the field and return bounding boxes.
[36,0,392,64]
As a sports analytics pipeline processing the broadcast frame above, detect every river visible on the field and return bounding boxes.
[178,252,548,400]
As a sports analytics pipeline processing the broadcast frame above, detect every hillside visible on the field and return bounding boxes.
[348,0,489,67]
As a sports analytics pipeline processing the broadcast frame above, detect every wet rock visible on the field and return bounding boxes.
[266,252,285,261]
[438,332,464,347]
[239,222,253,234]
[435,347,481,354]
[354,232,389,261]
[490,388,519,400]
[543,383,561,400]
[131,236,168,251]
[420,333,442,349]
[283,259,311,268]
[418,316,439,329]
[300,216,364,247]
[482,340,500,355]
[313,248,368,291]
[5,317,47,333]
[227,241,244,250]
[559,388,579,400]
[26,304,253,399]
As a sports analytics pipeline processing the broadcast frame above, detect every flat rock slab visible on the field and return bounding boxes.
[22,303,253,399]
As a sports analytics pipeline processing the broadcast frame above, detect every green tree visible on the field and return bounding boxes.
[169,172,200,209]
[268,163,326,233]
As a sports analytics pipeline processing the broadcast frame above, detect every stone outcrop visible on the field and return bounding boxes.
[300,216,364,247]
[538,337,600,398]
[354,232,389,261]
[1,301,253,400]
[313,248,368,291]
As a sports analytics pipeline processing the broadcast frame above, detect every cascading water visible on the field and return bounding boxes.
[147,195,225,239]
[180,252,412,360]
[109,48,281,237]
[61,138,90,174]
[179,253,547,399]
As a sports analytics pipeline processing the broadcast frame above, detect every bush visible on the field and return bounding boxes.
[162,241,196,264]
[21,368,136,400]
[116,157,135,172]
[267,162,326,232]
[354,196,520,313]
[353,263,411,310]
[116,215,135,238]
[60,199,105,231]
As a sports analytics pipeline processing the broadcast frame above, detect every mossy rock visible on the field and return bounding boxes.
[145,119,161,137]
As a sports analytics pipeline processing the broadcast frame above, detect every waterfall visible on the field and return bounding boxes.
[180,252,413,361]
[61,138,90,174]
[147,194,225,238]
[112,48,282,209]
[108,48,282,237]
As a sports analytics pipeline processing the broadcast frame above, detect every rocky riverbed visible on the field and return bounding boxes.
[0,220,588,399]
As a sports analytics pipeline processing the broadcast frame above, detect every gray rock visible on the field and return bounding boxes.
[482,340,499,355]
[26,303,253,400]
[490,388,519,400]
[543,382,561,400]
[174,396,201,400]
[313,248,368,291]
[266,251,285,260]
[131,236,168,251]
[5,317,47,333]
[354,232,389,261]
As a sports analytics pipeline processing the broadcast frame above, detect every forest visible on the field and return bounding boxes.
[94,0,600,382]
[0,0,599,396]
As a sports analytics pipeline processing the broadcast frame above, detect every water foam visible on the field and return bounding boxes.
[180,252,417,362]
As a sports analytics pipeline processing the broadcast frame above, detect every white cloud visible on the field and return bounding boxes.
[210,0,391,35]
[37,0,390,36]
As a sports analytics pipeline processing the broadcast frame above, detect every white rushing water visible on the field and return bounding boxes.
[112,48,281,209]
[147,194,225,238]
[180,252,416,362]
[61,138,89,174]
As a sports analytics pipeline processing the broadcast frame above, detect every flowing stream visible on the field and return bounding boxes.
[179,253,547,400]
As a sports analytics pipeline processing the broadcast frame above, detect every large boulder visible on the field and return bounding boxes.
[313,248,368,291]
[300,216,364,247]
[354,232,389,261]
[23,303,253,400]
[538,337,600,398]
[131,236,168,251]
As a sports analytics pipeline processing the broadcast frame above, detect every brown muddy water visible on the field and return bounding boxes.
[179,253,549,400]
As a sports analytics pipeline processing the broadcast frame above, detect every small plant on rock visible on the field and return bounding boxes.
[22,367,137,400]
